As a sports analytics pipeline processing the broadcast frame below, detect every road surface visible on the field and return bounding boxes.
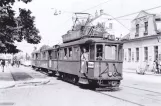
[0,66,161,106]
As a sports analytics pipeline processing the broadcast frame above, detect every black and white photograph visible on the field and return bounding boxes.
[0,0,161,106]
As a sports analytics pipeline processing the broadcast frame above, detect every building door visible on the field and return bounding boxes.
[154,46,158,60]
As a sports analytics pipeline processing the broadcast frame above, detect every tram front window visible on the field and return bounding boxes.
[105,45,116,60]
[96,44,103,60]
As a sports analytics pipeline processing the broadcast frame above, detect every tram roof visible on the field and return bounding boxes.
[59,38,123,48]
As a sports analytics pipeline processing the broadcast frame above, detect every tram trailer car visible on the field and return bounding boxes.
[31,49,49,72]
[31,50,40,69]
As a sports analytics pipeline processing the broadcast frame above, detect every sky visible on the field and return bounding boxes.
[13,0,161,55]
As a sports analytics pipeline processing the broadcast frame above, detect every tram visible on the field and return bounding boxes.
[31,12,123,88]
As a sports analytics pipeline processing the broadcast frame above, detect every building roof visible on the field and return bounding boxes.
[122,34,161,43]
[132,10,155,22]
[121,33,130,40]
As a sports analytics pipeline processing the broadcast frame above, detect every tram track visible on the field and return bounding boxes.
[35,69,161,105]
[92,85,161,106]
[121,85,161,95]
[94,90,145,106]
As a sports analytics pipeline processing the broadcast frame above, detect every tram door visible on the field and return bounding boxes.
[80,44,95,76]
[80,45,89,74]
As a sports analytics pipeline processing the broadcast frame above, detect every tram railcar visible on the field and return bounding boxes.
[31,12,123,88]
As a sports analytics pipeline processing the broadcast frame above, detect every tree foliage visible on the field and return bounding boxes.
[0,0,41,54]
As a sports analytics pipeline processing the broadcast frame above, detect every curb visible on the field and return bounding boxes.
[123,71,161,76]
[15,78,51,87]
[0,82,15,89]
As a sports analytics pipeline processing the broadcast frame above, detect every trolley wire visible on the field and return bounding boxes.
[62,0,115,24]
[54,2,161,37]
[115,5,161,19]
[81,0,114,12]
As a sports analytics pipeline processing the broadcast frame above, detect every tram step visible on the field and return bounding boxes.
[78,78,89,84]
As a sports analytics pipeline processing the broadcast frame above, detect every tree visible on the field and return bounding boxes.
[0,0,41,54]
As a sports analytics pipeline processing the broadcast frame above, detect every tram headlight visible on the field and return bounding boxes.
[113,72,117,77]
[108,72,113,77]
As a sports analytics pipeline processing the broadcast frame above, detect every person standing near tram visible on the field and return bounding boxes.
[1,59,5,72]
[80,48,89,76]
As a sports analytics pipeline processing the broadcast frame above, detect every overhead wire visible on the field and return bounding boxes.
[62,0,114,24]
[103,5,161,31]
[80,0,114,12]
[104,13,131,31]
[54,2,161,36]
[115,5,161,19]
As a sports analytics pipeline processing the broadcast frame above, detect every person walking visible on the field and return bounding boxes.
[155,59,159,74]
[153,60,157,73]
[1,59,5,72]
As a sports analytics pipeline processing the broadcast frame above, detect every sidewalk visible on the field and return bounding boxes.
[123,69,161,76]
[9,66,51,87]
[0,66,15,89]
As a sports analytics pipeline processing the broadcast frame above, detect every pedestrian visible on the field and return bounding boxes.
[159,60,161,74]
[1,59,5,72]
[155,59,159,74]
[153,60,157,73]
[17,61,20,67]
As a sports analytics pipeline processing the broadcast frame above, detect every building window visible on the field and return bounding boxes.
[154,46,158,60]
[109,23,113,29]
[128,48,131,62]
[144,22,148,35]
[135,24,139,37]
[144,47,148,61]
[132,52,134,61]
[136,48,139,62]
[155,18,161,34]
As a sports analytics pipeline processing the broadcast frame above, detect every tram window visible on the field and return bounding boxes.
[53,51,58,59]
[36,54,38,60]
[73,47,80,60]
[96,44,103,60]
[68,47,73,59]
[42,52,46,59]
[118,45,123,61]
[105,45,116,60]
[59,49,63,60]
[64,48,67,60]
[51,51,54,59]
[90,45,95,60]
[32,54,34,59]
[48,50,52,59]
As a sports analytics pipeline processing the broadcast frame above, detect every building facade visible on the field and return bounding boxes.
[123,11,161,71]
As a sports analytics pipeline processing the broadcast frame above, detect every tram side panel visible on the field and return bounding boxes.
[39,60,48,69]
[58,60,80,75]
[48,60,58,71]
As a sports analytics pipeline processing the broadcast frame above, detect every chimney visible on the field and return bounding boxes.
[95,10,98,17]
[100,9,104,15]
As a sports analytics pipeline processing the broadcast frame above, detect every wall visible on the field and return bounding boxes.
[123,38,161,71]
